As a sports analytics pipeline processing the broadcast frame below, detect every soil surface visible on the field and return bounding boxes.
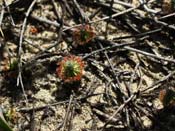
[1,0,175,131]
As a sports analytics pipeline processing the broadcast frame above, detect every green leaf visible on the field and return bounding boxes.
[0,108,13,131]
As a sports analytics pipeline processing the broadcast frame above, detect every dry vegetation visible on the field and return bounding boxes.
[1,0,175,131]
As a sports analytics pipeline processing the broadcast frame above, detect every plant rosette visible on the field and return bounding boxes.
[72,24,96,45]
[56,55,84,83]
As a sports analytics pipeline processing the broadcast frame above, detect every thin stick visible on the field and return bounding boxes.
[3,0,15,26]
[104,0,114,39]
[158,12,175,20]
[124,46,175,63]
[17,0,38,103]
[83,40,135,59]
[91,5,139,23]
[63,5,140,31]
[97,40,122,92]
[31,15,62,28]
[0,5,5,37]
[139,0,159,14]
[51,0,61,22]
[154,18,175,30]
[18,93,103,113]
[102,94,135,130]
[92,108,118,122]
[72,0,88,22]
[62,94,74,131]
[141,71,175,93]
[0,5,4,26]
[113,0,134,8]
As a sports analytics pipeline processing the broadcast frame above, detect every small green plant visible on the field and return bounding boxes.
[0,108,13,131]
[4,108,19,124]
[9,59,18,71]
[56,55,84,82]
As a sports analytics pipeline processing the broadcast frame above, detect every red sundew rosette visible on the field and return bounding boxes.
[56,55,84,82]
[73,24,96,45]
